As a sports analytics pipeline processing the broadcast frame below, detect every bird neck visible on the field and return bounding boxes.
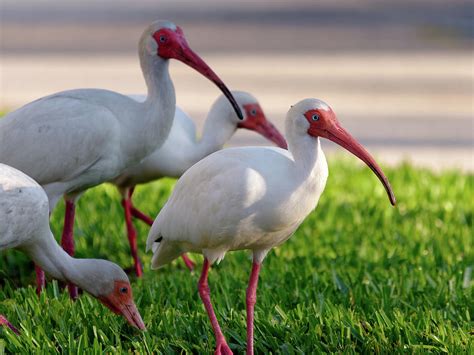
[287,135,329,212]
[289,133,326,179]
[23,231,91,292]
[195,104,237,160]
[138,54,176,155]
[141,56,175,103]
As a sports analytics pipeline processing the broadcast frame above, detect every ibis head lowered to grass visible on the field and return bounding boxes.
[0,20,242,298]
[112,91,287,276]
[0,164,146,334]
[147,98,396,354]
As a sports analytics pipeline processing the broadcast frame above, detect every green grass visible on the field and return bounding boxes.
[1,159,472,353]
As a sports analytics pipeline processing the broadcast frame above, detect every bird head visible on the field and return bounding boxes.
[234,92,288,149]
[210,91,287,149]
[141,20,243,120]
[288,98,396,206]
[75,260,146,330]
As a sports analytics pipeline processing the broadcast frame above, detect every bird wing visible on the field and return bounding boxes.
[0,164,50,250]
[0,90,123,191]
[147,146,295,266]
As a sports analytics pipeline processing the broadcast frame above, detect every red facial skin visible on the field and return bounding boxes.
[238,103,288,149]
[304,107,396,206]
[152,27,243,120]
[98,280,146,330]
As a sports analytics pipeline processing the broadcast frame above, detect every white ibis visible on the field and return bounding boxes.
[0,164,146,334]
[113,91,287,276]
[0,20,242,298]
[146,99,396,354]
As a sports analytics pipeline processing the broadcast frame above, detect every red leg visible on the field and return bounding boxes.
[246,262,261,355]
[121,196,143,277]
[198,259,232,355]
[130,206,154,226]
[181,254,195,271]
[129,186,154,225]
[35,264,45,295]
[0,314,20,335]
[128,188,195,271]
[60,200,78,299]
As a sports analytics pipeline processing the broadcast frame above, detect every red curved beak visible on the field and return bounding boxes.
[164,28,243,120]
[310,122,396,206]
[239,103,288,149]
[250,120,288,149]
[121,303,146,331]
[98,295,146,330]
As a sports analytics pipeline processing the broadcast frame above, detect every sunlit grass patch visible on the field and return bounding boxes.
[1,160,472,352]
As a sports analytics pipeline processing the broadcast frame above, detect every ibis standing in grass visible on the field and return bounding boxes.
[0,164,146,334]
[147,99,396,354]
[113,91,287,275]
[0,20,242,298]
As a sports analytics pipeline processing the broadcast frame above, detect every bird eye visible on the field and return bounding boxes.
[311,114,320,121]
[120,287,128,294]
[250,109,257,116]
[159,36,167,43]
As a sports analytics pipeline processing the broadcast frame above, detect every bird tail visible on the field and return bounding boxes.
[146,233,182,269]
[146,233,162,253]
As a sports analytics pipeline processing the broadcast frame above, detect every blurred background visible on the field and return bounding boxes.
[1,0,472,170]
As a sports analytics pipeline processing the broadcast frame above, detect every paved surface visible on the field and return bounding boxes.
[1,0,472,53]
[1,0,472,171]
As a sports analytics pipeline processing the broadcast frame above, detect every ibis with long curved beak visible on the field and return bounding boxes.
[147,98,396,354]
[0,20,242,298]
[113,91,287,275]
[0,164,146,334]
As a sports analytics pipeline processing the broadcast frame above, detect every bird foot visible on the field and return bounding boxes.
[0,315,20,335]
[214,339,233,355]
